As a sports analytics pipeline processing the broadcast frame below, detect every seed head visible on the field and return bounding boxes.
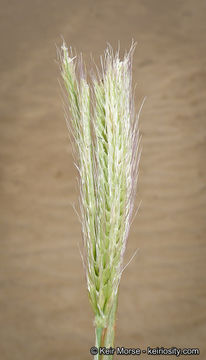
[59,41,142,328]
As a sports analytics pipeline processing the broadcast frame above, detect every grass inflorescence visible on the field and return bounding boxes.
[58,40,142,358]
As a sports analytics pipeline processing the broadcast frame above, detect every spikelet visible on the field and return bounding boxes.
[59,41,141,329]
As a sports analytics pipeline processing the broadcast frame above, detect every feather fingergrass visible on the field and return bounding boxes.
[58,41,142,359]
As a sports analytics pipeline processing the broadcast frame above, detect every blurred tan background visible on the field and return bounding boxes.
[0,0,206,359]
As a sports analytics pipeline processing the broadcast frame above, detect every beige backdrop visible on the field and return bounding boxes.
[0,0,206,359]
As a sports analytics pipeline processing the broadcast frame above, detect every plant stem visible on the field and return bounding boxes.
[94,294,119,360]
[95,326,103,360]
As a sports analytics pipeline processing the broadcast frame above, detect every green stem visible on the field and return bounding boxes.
[94,294,119,360]
[95,326,103,360]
